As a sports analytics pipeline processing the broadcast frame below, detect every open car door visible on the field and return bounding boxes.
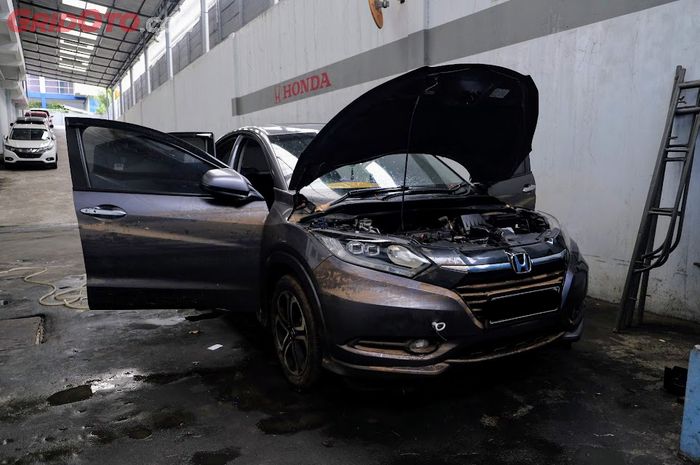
[169,132,217,158]
[65,118,268,310]
[488,156,536,209]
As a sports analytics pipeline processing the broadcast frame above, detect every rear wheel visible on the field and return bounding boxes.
[271,275,322,389]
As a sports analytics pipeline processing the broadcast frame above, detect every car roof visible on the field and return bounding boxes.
[16,117,47,123]
[237,124,323,137]
[12,124,48,130]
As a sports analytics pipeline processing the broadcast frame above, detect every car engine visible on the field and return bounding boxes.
[308,207,554,251]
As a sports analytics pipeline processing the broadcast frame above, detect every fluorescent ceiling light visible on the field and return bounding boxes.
[59,64,87,73]
[59,57,89,67]
[62,29,98,42]
[60,39,95,51]
[62,0,109,14]
[60,49,91,60]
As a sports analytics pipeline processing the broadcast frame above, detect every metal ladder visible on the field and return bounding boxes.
[617,66,700,331]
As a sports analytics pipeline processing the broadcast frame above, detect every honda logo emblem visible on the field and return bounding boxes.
[507,251,532,274]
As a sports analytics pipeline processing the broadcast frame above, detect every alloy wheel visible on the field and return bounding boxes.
[273,290,309,376]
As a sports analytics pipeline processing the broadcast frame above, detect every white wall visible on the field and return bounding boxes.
[0,89,21,147]
[124,0,700,322]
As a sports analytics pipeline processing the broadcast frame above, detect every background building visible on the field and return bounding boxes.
[26,75,102,113]
[118,0,700,323]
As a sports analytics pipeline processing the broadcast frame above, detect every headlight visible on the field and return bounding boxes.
[4,144,17,151]
[314,231,430,277]
[537,211,572,249]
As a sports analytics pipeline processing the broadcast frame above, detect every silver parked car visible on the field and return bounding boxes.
[66,64,587,388]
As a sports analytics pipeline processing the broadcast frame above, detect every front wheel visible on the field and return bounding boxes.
[271,275,322,389]
[48,161,57,170]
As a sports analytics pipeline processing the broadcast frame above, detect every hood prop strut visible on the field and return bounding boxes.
[400,94,423,232]
[400,79,437,231]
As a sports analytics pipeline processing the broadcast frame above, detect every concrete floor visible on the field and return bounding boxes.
[0,130,698,465]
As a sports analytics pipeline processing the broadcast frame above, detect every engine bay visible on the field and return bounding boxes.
[308,207,554,251]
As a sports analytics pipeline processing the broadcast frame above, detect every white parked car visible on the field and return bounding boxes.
[3,122,58,169]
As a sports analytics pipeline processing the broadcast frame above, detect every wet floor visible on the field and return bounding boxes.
[1,140,698,463]
[0,263,697,465]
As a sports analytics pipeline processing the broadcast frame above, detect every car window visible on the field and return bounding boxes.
[513,159,528,177]
[269,132,316,184]
[81,126,213,195]
[10,128,50,140]
[215,135,238,165]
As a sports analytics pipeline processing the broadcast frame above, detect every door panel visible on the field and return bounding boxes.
[74,191,267,310]
[66,117,267,310]
[488,157,536,209]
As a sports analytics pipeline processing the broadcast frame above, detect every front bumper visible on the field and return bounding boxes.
[314,253,588,376]
[3,148,57,164]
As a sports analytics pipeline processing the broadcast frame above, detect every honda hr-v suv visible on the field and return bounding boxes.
[65,64,588,387]
[4,120,58,168]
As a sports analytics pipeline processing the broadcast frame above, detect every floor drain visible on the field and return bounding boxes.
[0,300,8,306]
[0,316,45,350]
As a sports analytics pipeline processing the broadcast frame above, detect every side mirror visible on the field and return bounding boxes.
[201,168,252,200]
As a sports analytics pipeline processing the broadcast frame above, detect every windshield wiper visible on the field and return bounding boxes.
[449,181,473,194]
[381,182,473,199]
[329,186,408,206]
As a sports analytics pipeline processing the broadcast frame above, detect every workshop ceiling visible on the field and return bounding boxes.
[15,0,177,88]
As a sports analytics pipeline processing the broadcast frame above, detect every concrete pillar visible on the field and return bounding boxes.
[165,20,174,80]
[201,0,210,54]
[129,68,135,107]
[118,81,123,118]
[144,48,151,95]
[681,345,700,461]
[38,77,46,108]
[110,87,116,120]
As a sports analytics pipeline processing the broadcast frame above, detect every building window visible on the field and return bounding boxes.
[44,79,74,95]
[27,75,41,93]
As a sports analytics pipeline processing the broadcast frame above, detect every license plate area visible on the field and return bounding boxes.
[481,286,561,326]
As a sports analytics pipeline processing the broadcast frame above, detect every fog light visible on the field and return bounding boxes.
[408,339,436,354]
[46,157,54,161]
[4,157,11,161]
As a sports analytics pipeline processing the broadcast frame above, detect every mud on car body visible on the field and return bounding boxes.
[65,64,587,388]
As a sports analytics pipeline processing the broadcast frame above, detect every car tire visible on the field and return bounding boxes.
[271,275,322,389]
[49,161,57,169]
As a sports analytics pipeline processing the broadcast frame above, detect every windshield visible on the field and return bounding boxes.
[269,132,317,183]
[10,128,49,141]
[269,132,468,202]
[304,153,466,200]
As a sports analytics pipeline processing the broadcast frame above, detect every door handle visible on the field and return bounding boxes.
[522,184,536,193]
[80,206,127,219]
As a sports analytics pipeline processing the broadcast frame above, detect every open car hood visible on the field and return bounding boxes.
[289,64,539,191]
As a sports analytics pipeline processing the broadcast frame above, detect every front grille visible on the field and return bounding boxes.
[456,265,566,327]
[14,150,43,159]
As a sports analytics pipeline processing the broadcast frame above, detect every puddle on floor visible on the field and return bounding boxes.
[47,385,93,406]
[190,447,241,465]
